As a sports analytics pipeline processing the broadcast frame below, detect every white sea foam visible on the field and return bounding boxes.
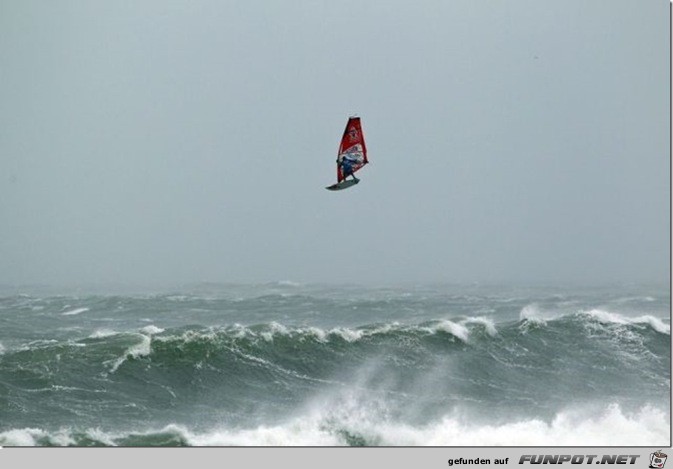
[461,317,498,337]
[108,334,152,373]
[304,326,328,342]
[226,321,488,344]
[584,308,630,325]
[583,309,670,334]
[331,327,365,342]
[128,335,152,358]
[0,428,45,446]
[632,315,670,334]
[62,307,89,316]
[377,403,668,446]
[432,320,469,342]
[0,402,668,447]
[150,327,226,346]
[374,322,401,334]
[229,323,250,339]
[187,421,340,446]
[218,402,667,446]
[83,428,118,446]
[140,325,165,335]
[227,323,373,344]
[173,328,219,343]
[0,427,75,446]
[265,322,394,343]
[89,329,117,339]
[57,403,673,446]
[261,322,290,342]
[133,308,669,352]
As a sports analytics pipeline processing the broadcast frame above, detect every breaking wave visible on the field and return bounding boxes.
[0,402,667,447]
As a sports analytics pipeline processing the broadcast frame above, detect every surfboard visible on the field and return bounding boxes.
[325,116,368,191]
[325,179,359,191]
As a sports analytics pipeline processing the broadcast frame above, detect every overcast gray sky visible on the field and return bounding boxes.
[0,0,669,287]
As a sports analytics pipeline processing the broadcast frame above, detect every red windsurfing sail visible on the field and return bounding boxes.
[336,117,368,182]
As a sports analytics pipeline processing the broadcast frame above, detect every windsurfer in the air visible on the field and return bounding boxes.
[338,153,360,182]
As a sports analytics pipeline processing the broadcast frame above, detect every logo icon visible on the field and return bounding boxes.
[650,451,667,468]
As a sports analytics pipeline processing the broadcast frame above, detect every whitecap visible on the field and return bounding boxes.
[229,323,251,339]
[155,327,219,345]
[140,325,165,335]
[583,308,630,325]
[261,322,290,342]
[0,427,75,446]
[331,327,365,342]
[461,317,498,337]
[0,428,44,446]
[366,322,400,337]
[108,334,152,373]
[433,320,469,342]
[304,326,328,342]
[88,329,117,339]
[62,307,89,316]
[583,309,670,334]
[518,304,549,331]
[632,315,670,334]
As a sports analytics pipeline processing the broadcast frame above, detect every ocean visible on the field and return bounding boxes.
[0,283,669,446]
